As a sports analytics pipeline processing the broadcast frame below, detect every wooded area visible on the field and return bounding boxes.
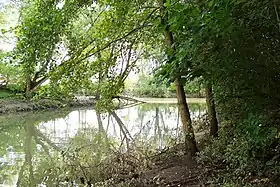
[0,0,280,186]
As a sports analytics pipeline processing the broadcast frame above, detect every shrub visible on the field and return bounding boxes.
[129,74,174,98]
[198,115,278,183]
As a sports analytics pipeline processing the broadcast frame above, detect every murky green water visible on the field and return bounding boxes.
[0,103,205,186]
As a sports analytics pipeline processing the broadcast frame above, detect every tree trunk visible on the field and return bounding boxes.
[175,78,199,156]
[205,83,218,137]
[97,112,105,133]
[30,77,48,93]
[25,72,32,99]
[159,0,198,156]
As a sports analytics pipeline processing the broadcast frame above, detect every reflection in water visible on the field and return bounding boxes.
[0,103,206,186]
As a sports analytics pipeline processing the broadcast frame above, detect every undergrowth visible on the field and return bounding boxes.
[197,114,280,186]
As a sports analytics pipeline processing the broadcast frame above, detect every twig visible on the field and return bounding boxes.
[274,2,280,32]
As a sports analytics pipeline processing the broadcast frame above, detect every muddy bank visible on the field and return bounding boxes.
[0,97,96,114]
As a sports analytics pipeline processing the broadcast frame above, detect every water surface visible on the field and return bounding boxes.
[0,103,206,186]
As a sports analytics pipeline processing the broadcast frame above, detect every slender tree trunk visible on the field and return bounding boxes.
[175,78,199,156]
[25,72,32,99]
[159,0,198,156]
[97,112,105,133]
[205,83,218,137]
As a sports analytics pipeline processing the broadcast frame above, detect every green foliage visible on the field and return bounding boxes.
[168,0,280,115]
[129,74,174,98]
[198,115,279,183]
[129,75,204,98]
[34,83,74,100]
[13,0,92,96]
[184,78,204,98]
[0,90,12,98]
[0,54,25,93]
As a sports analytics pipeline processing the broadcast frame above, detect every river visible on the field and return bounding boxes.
[0,102,206,186]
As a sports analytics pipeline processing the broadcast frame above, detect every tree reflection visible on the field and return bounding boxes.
[0,111,67,186]
[16,122,65,186]
[10,120,116,186]
[0,103,207,186]
[111,110,132,152]
[133,104,179,150]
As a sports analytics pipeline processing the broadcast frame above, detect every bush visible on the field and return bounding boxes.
[129,74,174,98]
[184,78,205,98]
[128,75,205,98]
[6,84,24,93]
[34,84,74,100]
[0,60,25,94]
[197,115,279,183]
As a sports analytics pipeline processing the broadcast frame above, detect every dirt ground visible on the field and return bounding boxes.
[108,142,280,187]
[142,155,203,186]
[137,144,213,187]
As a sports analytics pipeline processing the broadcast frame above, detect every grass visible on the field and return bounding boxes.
[0,90,13,99]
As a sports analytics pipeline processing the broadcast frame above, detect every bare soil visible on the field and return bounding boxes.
[109,143,279,187]
[136,144,213,187]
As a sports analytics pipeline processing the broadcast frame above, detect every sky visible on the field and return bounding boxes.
[0,0,8,4]
[0,0,9,8]
[0,0,18,51]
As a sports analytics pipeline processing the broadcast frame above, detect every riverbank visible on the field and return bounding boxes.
[135,97,206,104]
[100,142,279,187]
[0,97,96,114]
[0,97,206,114]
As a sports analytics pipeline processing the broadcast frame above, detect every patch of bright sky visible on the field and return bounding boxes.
[56,0,64,9]
[0,0,18,51]
[0,0,9,4]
